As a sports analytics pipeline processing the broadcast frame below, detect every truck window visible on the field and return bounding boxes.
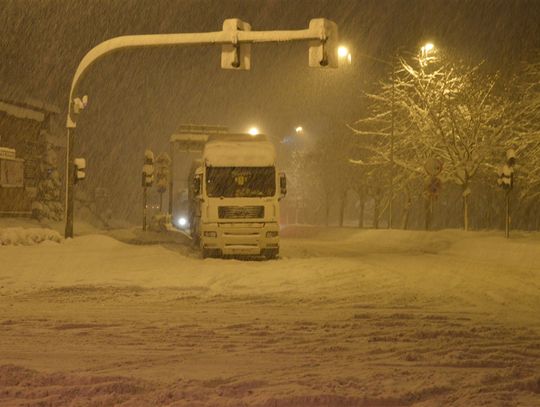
[206,167,276,198]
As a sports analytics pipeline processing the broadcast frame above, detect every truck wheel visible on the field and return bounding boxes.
[202,248,221,259]
[263,249,279,260]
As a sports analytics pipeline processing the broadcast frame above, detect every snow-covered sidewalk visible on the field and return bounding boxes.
[0,227,539,406]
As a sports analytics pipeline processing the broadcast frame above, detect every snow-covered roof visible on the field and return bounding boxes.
[203,137,276,167]
[0,82,60,117]
[0,101,45,122]
[169,133,209,143]
[169,134,209,152]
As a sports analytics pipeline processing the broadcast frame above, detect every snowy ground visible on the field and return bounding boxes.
[0,222,539,406]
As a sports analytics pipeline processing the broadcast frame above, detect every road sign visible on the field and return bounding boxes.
[426,176,442,195]
[424,157,443,177]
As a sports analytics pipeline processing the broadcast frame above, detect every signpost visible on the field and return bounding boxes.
[63,18,340,238]
[497,149,516,238]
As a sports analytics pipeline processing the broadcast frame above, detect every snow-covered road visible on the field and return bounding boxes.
[1,226,539,406]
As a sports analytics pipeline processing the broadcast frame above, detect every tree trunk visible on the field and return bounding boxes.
[159,192,163,212]
[325,193,331,227]
[463,193,470,231]
[338,190,347,227]
[425,195,434,230]
[401,193,411,230]
[358,197,365,228]
[373,197,380,229]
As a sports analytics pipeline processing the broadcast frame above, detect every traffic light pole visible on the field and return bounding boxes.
[63,18,339,238]
[505,190,510,239]
[168,142,174,216]
[64,128,75,238]
[142,185,148,232]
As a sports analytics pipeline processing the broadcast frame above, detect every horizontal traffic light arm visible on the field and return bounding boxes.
[66,18,337,127]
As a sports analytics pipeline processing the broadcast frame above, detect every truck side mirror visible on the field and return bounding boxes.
[193,175,201,195]
[279,172,287,198]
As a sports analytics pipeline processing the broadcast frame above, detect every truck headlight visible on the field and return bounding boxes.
[204,231,217,238]
[266,231,278,238]
[176,217,188,228]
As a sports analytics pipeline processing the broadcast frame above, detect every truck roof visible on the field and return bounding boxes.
[203,135,276,167]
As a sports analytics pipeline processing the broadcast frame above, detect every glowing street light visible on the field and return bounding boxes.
[248,127,260,136]
[423,43,434,52]
[338,45,352,65]
[420,42,435,65]
[295,126,304,134]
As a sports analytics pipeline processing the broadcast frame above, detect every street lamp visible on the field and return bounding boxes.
[338,45,352,65]
[420,42,435,66]
[248,127,260,136]
[295,126,304,134]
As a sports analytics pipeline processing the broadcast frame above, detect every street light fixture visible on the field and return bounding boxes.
[295,126,304,134]
[420,42,435,66]
[338,45,352,65]
[248,127,260,136]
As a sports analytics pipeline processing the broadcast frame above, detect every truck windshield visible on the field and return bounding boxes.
[206,167,276,198]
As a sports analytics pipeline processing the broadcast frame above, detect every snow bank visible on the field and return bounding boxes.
[0,227,62,246]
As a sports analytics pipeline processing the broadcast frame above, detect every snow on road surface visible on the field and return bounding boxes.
[0,226,539,406]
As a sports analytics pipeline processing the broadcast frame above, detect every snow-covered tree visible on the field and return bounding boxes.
[508,53,540,210]
[307,132,355,226]
[350,53,511,230]
[32,140,63,221]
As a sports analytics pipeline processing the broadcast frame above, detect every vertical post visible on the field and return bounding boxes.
[64,128,75,238]
[425,196,430,231]
[168,142,174,216]
[430,194,434,230]
[505,191,510,239]
[143,185,147,231]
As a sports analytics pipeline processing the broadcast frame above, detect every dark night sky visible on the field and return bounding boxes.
[1,0,539,218]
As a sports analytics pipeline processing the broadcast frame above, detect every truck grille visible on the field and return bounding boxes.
[218,206,264,219]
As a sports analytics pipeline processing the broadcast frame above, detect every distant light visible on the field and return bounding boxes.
[177,217,187,227]
[424,43,434,52]
[338,46,349,58]
[248,127,260,136]
[295,126,303,134]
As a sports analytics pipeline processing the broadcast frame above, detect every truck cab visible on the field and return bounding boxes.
[189,134,286,259]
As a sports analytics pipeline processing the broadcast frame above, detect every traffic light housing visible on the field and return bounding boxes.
[221,19,252,70]
[74,158,86,184]
[142,150,154,187]
[308,18,339,68]
[497,149,516,190]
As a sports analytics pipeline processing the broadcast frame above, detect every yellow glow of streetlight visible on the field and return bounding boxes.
[338,46,349,58]
[295,126,303,134]
[424,43,434,52]
[420,43,436,66]
[248,127,260,136]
